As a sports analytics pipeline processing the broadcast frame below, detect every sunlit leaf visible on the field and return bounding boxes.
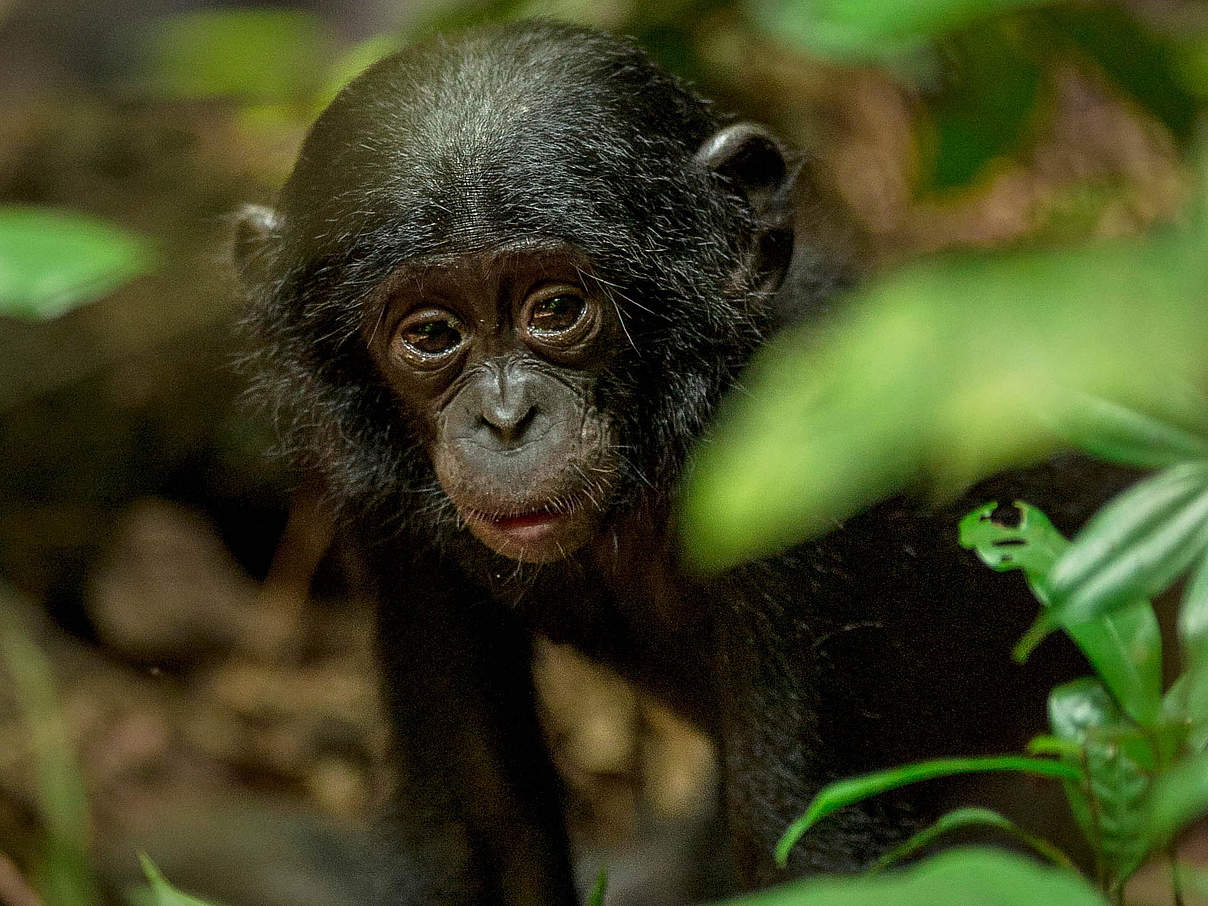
[870,807,1076,872]
[682,223,1208,572]
[959,501,1161,724]
[729,847,1103,906]
[0,207,155,320]
[137,9,333,102]
[775,755,1077,867]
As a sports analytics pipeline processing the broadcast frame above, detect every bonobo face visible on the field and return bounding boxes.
[235,22,800,564]
[363,241,619,563]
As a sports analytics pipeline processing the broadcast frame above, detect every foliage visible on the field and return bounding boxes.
[767,398,1208,905]
[681,222,1208,570]
[0,207,156,321]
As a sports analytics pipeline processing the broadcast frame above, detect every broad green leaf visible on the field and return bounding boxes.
[960,502,1161,725]
[139,855,223,906]
[870,807,1075,872]
[747,0,1054,61]
[775,755,1078,867]
[1049,393,1208,470]
[137,9,332,102]
[1145,751,1208,851]
[729,847,1104,906]
[681,222,1208,572]
[1043,462,1208,630]
[0,207,156,320]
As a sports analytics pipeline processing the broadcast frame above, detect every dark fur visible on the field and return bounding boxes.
[238,20,1121,904]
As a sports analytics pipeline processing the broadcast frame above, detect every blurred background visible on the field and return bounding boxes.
[0,0,1202,904]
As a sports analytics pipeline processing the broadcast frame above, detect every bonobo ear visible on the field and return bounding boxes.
[695,123,796,284]
[695,123,794,226]
[233,204,282,291]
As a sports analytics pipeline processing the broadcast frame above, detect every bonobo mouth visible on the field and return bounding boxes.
[460,502,599,563]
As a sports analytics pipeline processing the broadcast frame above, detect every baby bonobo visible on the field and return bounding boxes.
[236,18,1111,905]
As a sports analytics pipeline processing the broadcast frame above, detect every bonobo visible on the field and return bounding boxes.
[236,19,1112,905]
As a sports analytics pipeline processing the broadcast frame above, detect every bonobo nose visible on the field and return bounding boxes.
[471,365,544,448]
[480,398,537,444]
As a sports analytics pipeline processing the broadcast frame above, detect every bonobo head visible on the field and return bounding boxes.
[236,20,798,563]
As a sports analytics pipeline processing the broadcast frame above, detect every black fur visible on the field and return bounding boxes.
[237,20,1121,905]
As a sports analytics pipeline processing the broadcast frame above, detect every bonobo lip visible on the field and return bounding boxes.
[460,502,598,563]
[464,506,569,541]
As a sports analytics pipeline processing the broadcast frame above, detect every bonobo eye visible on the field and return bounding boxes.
[521,286,591,347]
[529,294,585,333]
[394,308,466,363]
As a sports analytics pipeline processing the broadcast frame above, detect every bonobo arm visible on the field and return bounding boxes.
[366,537,577,906]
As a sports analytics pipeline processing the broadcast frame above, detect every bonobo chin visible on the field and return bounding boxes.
[237,18,1109,905]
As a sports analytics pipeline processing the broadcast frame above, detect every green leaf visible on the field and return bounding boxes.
[870,807,1076,872]
[1176,553,1208,747]
[0,207,156,320]
[1047,680,1151,887]
[1179,552,1208,661]
[960,502,1161,725]
[729,847,1104,906]
[775,755,1078,867]
[1049,393,1208,470]
[139,855,222,906]
[747,0,1054,61]
[681,222,1208,572]
[1045,462,1208,629]
[587,868,608,906]
[959,501,1067,581]
[1145,751,1208,851]
[136,9,332,102]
